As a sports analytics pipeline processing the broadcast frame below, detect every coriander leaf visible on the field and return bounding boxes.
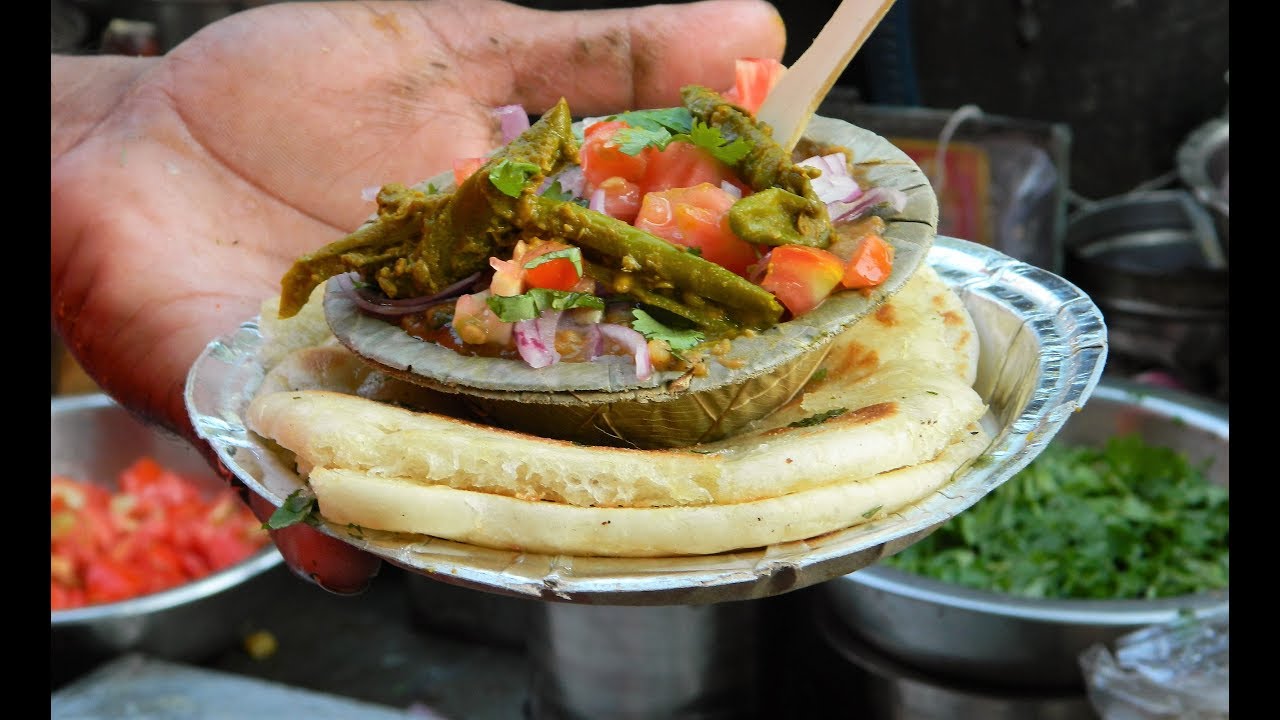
[631,308,704,352]
[488,159,540,198]
[883,434,1229,600]
[687,120,752,164]
[613,126,673,155]
[265,488,318,529]
[541,180,574,202]
[487,288,605,322]
[524,247,584,276]
[609,107,694,134]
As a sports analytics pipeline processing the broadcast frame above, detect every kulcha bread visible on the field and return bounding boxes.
[245,264,990,557]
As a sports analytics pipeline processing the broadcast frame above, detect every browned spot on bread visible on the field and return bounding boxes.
[758,401,898,438]
[942,310,964,326]
[931,293,947,309]
[832,401,898,426]
[874,303,898,326]
[827,341,880,379]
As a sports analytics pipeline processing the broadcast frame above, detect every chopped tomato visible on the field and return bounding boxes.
[841,233,894,289]
[640,141,750,196]
[50,458,270,611]
[593,176,643,223]
[580,120,648,188]
[634,183,760,276]
[759,245,845,317]
[521,242,582,291]
[453,157,487,185]
[722,57,786,115]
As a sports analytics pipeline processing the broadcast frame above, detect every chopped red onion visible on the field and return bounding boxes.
[799,153,862,205]
[721,181,743,199]
[537,165,586,199]
[336,271,481,316]
[590,188,607,214]
[597,323,653,381]
[493,105,530,143]
[829,187,908,223]
[514,311,563,368]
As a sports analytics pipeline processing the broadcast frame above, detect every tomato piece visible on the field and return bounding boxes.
[524,256,580,291]
[759,245,845,317]
[723,58,786,115]
[841,233,894,289]
[634,183,760,276]
[640,141,749,196]
[84,558,148,605]
[519,240,583,291]
[51,456,271,611]
[593,176,642,223]
[581,120,648,188]
[453,157,487,186]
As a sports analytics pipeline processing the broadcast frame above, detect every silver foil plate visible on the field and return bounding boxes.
[184,237,1107,605]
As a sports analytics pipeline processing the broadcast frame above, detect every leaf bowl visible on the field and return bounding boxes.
[326,115,937,448]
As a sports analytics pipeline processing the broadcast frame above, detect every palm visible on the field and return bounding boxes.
[51,0,783,437]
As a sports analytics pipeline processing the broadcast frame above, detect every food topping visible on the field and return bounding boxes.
[279,64,910,374]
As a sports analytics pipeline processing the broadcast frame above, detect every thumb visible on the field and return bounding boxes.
[463,0,787,113]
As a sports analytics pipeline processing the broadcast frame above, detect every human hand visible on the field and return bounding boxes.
[50,0,785,593]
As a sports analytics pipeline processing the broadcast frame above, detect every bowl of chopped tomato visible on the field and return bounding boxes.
[51,393,286,686]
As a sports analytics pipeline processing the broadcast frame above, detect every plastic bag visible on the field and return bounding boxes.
[1079,608,1228,719]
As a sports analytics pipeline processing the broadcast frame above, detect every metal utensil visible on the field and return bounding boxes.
[755,0,898,153]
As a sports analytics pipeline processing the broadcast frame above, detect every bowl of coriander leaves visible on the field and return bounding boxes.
[814,376,1229,691]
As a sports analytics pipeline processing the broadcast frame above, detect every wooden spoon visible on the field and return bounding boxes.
[756,0,899,154]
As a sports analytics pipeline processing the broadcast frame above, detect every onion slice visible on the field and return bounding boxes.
[597,323,653,381]
[336,271,481,316]
[493,105,530,143]
[514,311,563,369]
[829,187,908,223]
[799,153,862,205]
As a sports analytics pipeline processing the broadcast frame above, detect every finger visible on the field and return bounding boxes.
[247,493,384,595]
[456,0,788,113]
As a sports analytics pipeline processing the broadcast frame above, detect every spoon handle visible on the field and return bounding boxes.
[756,0,898,154]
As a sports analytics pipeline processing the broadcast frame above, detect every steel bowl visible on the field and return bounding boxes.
[816,377,1229,691]
[51,393,287,687]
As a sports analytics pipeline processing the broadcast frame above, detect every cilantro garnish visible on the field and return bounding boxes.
[613,126,676,155]
[631,308,704,352]
[524,247,584,276]
[541,179,575,201]
[487,288,604,322]
[609,107,694,134]
[264,488,318,529]
[883,435,1230,600]
[788,408,847,428]
[488,159,540,198]
[687,120,752,164]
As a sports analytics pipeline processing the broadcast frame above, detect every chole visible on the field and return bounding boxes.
[246,264,990,557]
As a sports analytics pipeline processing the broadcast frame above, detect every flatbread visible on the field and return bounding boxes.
[245,264,989,556]
[306,426,988,557]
